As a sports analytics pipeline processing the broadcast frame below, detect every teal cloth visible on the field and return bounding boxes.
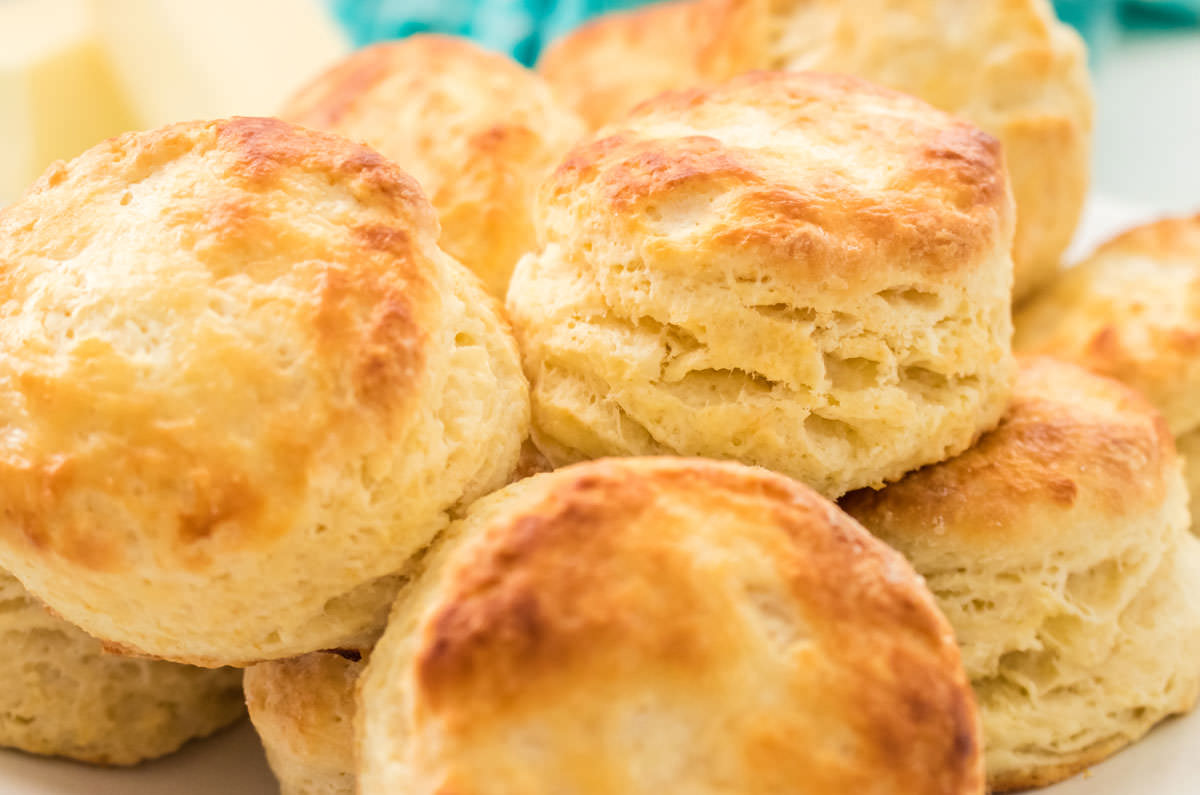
[328,0,647,65]
[1121,0,1200,26]
[328,0,1200,65]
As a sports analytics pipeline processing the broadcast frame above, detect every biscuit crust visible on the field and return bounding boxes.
[1178,427,1200,536]
[539,0,1092,299]
[538,0,761,129]
[283,35,586,297]
[1016,214,1200,437]
[844,358,1200,790]
[359,457,984,795]
[509,71,1015,497]
[246,652,361,795]
[0,570,244,765]
[0,118,529,665]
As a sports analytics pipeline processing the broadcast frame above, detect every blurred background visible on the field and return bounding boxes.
[1077,2,1200,212]
[2,0,1198,224]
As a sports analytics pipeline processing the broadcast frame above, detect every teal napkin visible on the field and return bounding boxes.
[328,0,647,65]
[1120,0,1200,27]
[328,0,1200,65]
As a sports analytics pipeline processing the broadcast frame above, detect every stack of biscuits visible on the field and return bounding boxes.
[0,2,1196,793]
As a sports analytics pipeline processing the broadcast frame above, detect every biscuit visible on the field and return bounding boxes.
[245,652,360,795]
[843,357,1200,790]
[508,71,1015,498]
[0,570,244,765]
[0,118,529,665]
[1179,428,1200,536]
[358,457,984,794]
[283,36,586,297]
[1015,214,1200,437]
[539,0,1092,300]
[536,0,760,130]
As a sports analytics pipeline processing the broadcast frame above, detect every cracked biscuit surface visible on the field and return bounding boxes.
[508,71,1015,498]
[843,357,1200,791]
[0,118,529,666]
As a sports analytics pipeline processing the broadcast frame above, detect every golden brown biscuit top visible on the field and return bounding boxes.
[842,357,1177,547]
[538,0,762,129]
[1093,213,1200,261]
[540,71,1011,287]
[541,0,1088,139]
[1014,214,1200,435]
[0,118,445,572]
[389,458,982,793]
[759,0,1088,115]
[282,35,585,296]
[282,35,583,225]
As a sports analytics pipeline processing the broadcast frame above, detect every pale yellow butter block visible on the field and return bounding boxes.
[0,0,136,204]
[92,0,349,127]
